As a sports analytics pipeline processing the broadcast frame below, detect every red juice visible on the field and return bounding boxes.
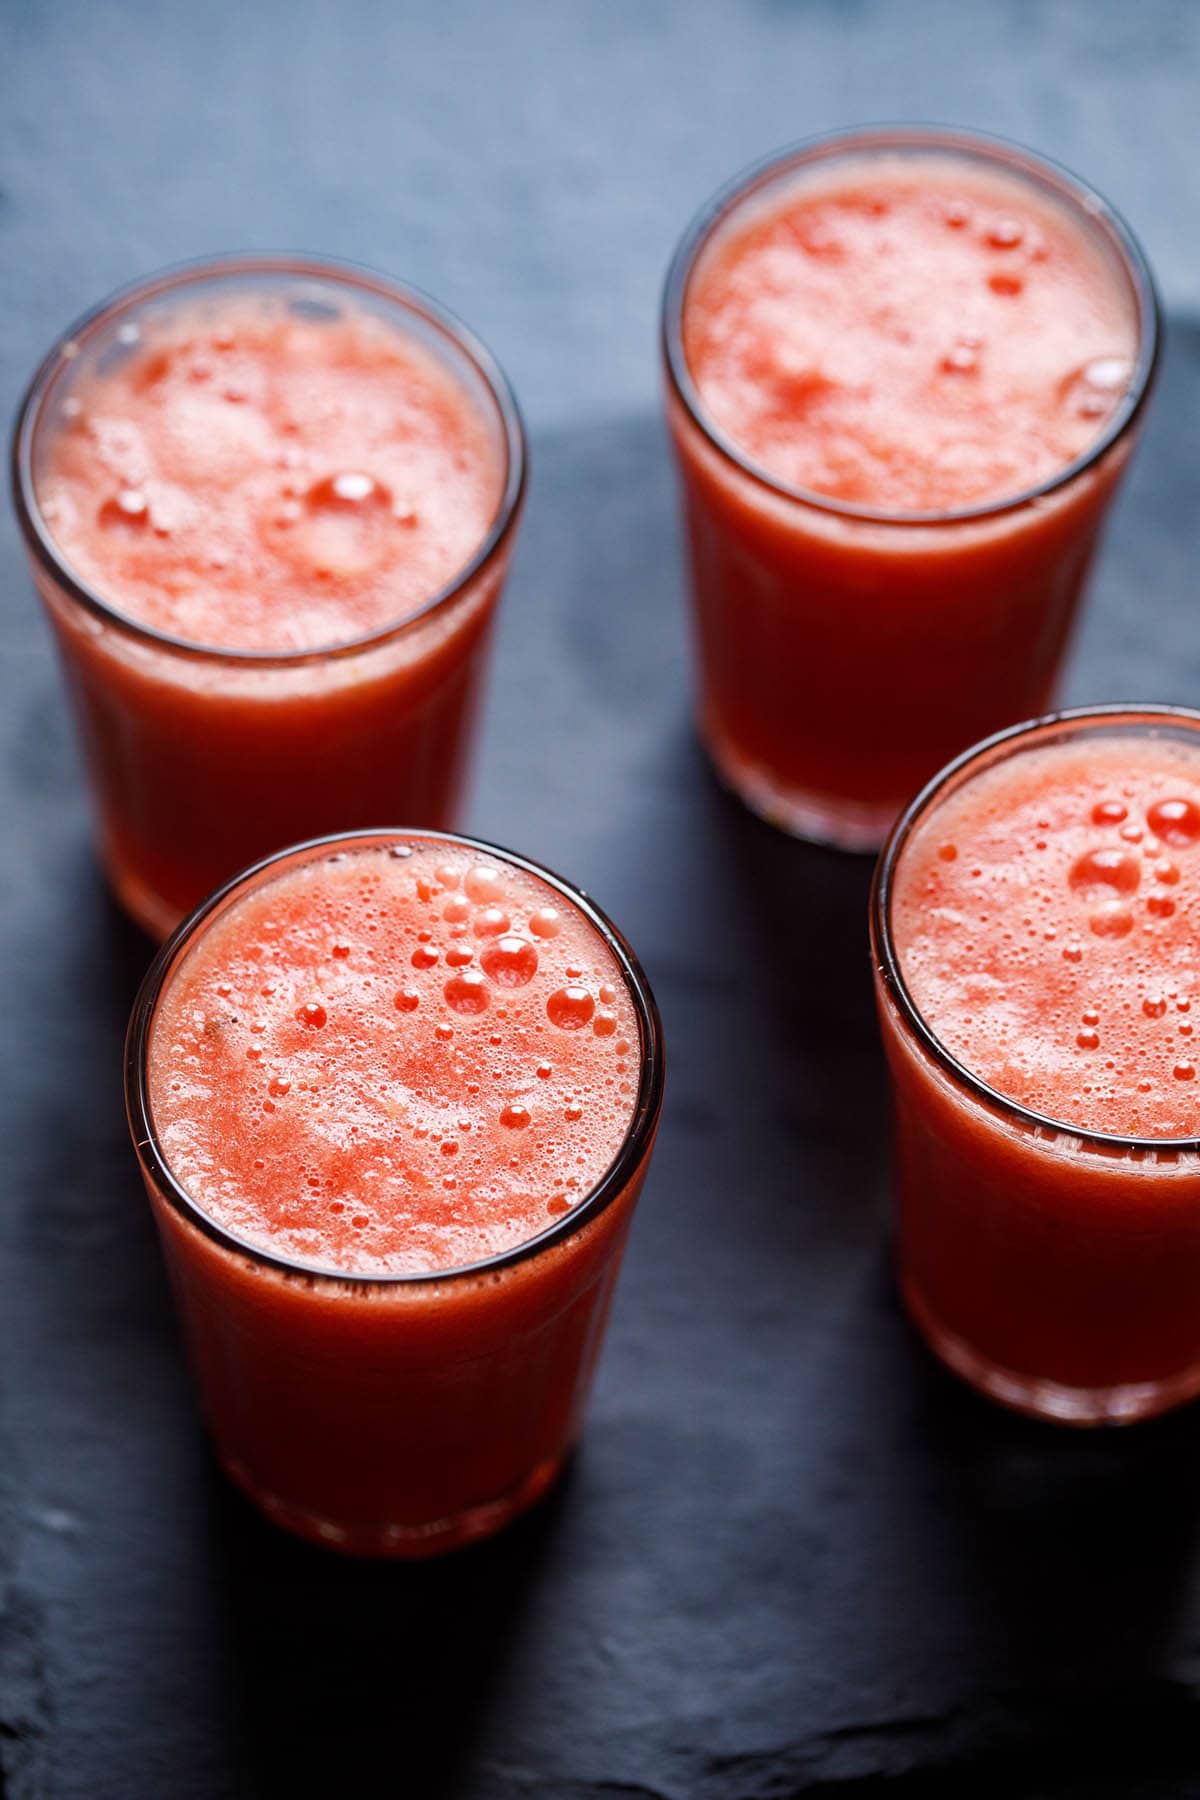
[872,708,1200,1423]
[127,831,663,1554]
[14,258,525,937]
[664,129,1158,848]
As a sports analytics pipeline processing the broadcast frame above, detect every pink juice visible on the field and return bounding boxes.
[128,832,663,1554]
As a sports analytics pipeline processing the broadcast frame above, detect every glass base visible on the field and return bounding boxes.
[903,1278,1200,1426]
[222,1449,569,1557]
[106,849,185,943]
[703,724,895,853]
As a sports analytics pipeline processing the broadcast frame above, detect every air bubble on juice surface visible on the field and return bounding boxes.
[442,895,470,924]
[445,945,474,968]
[1062,355,1132,421]
[445,970,489,1015]
[1144,995,1168,1019]
[937,843,958,862]
[99,489,150,529]
[940,343,978,375]
[529,908,562,939]
[536,1062,552,1080]
[1147,799,1200,848]
[435,1023,454,1042]
[1120,825,1144,845]
[1076,1030,1100,1051]
[388,844,413,860]
[1090,905,1134,939]
[1148,895,1177,919]
[268,1077,291,1097]
[988,272,1023,297]
[474,906,510,937]
[593,1010,617,1037]
[943,200,971,229]
[306,470,390,512]
[1092,800,1128,826]
[481,936,538,988]
[1070,847,1140,899]
[985,216,1025,249]
[1155,860,1180,885]
[296,1002,327,1028]
[330,941,351,959]
[1176,1063,1196,1082]
[436,864,461,889]
[564,1102,583,1122]
[411,946,439,970]
[1081,1008,1100,1027]
[500,1103,531,1130]
[465,866,504,904]
[548,987,595,1030]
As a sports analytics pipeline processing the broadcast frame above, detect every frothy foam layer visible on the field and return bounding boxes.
[148,841,641,1273]
[893,733,1200,1138]
[39,297,502,652]
[685,156,1139,511]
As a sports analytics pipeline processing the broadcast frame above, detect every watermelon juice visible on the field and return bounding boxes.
[664,128,1158,849]
[873,707,1200,1424]
[126,831,663,1554]
[13,257,525,937]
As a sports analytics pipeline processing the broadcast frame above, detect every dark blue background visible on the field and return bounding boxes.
[3,3,1200,1795]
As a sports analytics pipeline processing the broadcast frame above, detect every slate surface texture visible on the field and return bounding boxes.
[3,1,1200,1795]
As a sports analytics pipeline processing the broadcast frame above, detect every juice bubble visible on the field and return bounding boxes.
[474,906,511,937]
[548,987,595,1030]
[500,1103,531,1130]
[1070,847,1140,898]
[306,470,390,512]
[394,989,420,1012]
[465,866,504,904]
[941,343,978,375]
[1089,905,1134,938]
[1147,799,1200,848]
[296,1002,327,1029]
[411,946,439,969]
[1143,996,1168,1019]
[99,489,150,529]
[529,908,562,939]
[444,970,489,1015]
[985,216,1025,249]
[480,936,538,988]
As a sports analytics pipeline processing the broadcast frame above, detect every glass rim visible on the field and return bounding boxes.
[10,251,528,667]
[661,122,1162,527]
[125,827,665,1290]
[871,703,1200,1156]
